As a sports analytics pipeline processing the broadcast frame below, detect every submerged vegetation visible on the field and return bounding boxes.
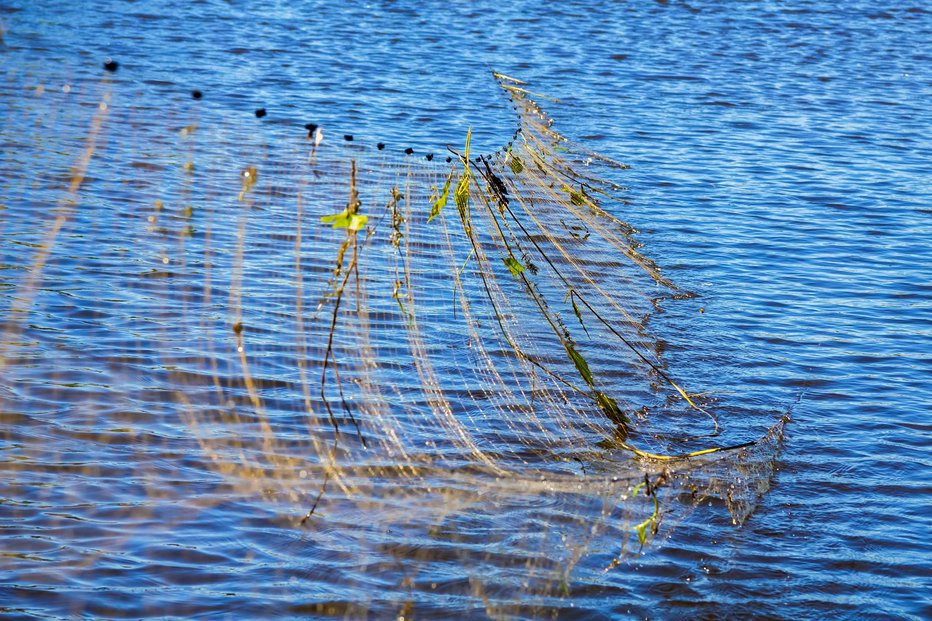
[0,64,789,613]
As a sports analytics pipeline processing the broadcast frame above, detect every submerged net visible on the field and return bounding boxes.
[0,64,788,614]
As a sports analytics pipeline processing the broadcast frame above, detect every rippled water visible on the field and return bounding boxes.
[2,1,930,618]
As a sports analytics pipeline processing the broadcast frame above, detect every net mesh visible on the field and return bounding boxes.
[0,65,788,613]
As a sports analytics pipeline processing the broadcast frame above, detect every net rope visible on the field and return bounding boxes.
[0,65,789,612]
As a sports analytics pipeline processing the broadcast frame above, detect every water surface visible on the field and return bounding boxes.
[1,1,930,618]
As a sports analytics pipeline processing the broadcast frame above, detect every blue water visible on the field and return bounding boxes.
[1,1,930,618]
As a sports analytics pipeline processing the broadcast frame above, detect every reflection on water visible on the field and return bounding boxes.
[1,1,930,618]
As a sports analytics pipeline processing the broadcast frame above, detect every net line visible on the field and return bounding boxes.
[160,71,789,550]
[0,64,789,608]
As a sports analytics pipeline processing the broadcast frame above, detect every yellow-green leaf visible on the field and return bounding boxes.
[321,208,366,231]
[428,168,455,223]
[320,207,350,227]
[502,256,525,277]
[636,519,649,546]
[454,128,472,217]
[454,173,470,216]
[348,214,367,230]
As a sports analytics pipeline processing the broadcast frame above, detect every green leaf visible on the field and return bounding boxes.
[565,342,593,387]
[508,154,524,174]
[568,290,589,337]
[502,256,525,278]
[562,184,591,207]
[392,280,407,316]
[596,391,629,425]
[428,169,454,223]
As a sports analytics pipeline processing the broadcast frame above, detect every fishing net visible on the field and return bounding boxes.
[0,63,788,615]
